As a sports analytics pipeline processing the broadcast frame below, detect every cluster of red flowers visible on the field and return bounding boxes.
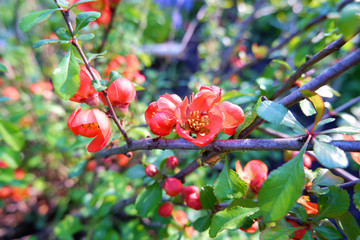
[145,86,244,146]
[67,66,136,152]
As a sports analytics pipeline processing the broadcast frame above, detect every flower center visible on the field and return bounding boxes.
[81,122,99,129]
[187,110,209,132]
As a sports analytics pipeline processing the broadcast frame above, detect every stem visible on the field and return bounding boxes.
[54,0,132,145]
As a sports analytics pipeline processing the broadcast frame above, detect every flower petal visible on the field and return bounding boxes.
[217,101,244,135]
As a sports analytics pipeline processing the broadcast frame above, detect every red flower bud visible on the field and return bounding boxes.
[103,78,136,114]
[166,156,178,169]
[3,86,20,101]
[0,186,12,199]
[158,202,173,217]
[145,164,158,178]
[117,152,133,167]
[86,160,97,171]
[0,161,8,169]
[173,210,188,227]
[185,192,202,210]
[163,178,183,197]
[14,168,25,180]
[182,185,199,199]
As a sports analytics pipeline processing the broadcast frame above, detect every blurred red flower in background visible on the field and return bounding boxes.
[3,86,20,101]
[68,106,111,152]
[69,0,112,25]
[29,81,53,99]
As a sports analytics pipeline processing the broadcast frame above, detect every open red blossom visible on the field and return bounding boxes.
[101,78,136,114]
[145,94,182,136]
[68,106,111,152]
[235,160,268,194]
[175,86,244,147]
[29,81,53,99]
[69,0,112,25]
[70,65,103,107]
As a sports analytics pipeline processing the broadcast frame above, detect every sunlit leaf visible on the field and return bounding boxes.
[313,139,348,168]
[135,182,162,217]
[20,9,59,32]
[300,90,324,132]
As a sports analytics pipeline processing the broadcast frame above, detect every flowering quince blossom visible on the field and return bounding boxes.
[235,160,268,194]
[175,86,244,146]
[145,93,182,136]
[100,77,136,114]
[70,65,103,107]
[2,86,20,101]
[68,106,111,152]
[69,0,112,25]
[29,81,53,99]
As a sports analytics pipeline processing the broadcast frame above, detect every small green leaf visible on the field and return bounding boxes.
[335,211,360,240]
[316,118,336,129]
[135,182,162,217]
[19,9,59,32]
[313,139,348,169]
[52,48,80,100]
[76,33,95,41]
[87,51,106,62]
[33,39,67,48]
[258,143,307,223]
[260,225,302,240]
[209,206,258,238]
[336,3,360,40]
[200,185,217,209]
[69,0,96,9]
[134,82,145,91]
[54,215,83,240]
[74,11,100,33]
[92,79,107,92]
[320,126,360,135]
[193,214,212,232]
[299,99,316,116]
[312,225,343,239]
[300,90,325,132]
[257,100,306,134]
[214,159,247,201]
[291,203,308,222]
[0,120,25,151]
[353,180,360,211]
[56,28,71,40]
[312,168,344,187]
[68,160,87,178]
[0,63,7,73]
[228,198,258,208]
[271,59,293,73]
[313,186,350,222]
[235,97,262,137]
[301,230,314,240]
[109,71,122,83]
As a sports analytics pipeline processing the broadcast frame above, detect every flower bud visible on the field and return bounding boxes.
[166,156,178,169]
[86,160,97,171]
[173,210,188,227]
[117,152,133,166]
[163,178,183,197]
[182,185,199,199]
[0,186,12,199]
[158,202,173,217]
[14,168,25,180]
[104,78,136,115]
[145,164,158,178]
[185,192,202,210]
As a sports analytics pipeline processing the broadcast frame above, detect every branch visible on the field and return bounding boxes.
[54,0,132,145]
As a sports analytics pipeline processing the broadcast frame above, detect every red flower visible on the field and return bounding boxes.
[163,178,183,197]
[68,106,111,152]
[158,202,173,217]
[117,152,133,166]
[240,220,258,233]
[175,86,244,147]
[235,160,268,194]
[3,86,20,101]
[29,81,53,99]
[102,77,136,114]
[185,192,202,210]
[145,94,182,136]
[173,210,188,227]
[70,65,103,107]
[70,0,112,25]
[297,196,318,215]
[286,219,306,240]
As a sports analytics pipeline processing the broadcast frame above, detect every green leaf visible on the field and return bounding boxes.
[193,214,212,232]
[312,226,343,239]
[316,118,336,129]
[135,182,162,217]
[0,120,25,151]
[312,168,344,187]
[313,186,350,222]
[92,79,107,92]
[300,90,324,132]
[271,59,293,73]
[257,100,306,134]
[87,51,106,62]
[200,185,217,209]
[299,99,316,116]
[235,97,262,137]
[258,143,307,223]
[54,215,83,240]
[0,147,21,169]
[76,33,95,41]
[320,126,360,135]
[260,226,302,240]
[19,9,59,32]
[134,82,145,91]
[109,71,122,83]
[69,0,96,9]
[313,139,348,169]
[335,211,360,240]
[74,11,100,33]
[52,48,80,100]
[291,203,308,222]
[209,206,258,238]
[68,160,87,178]
[33,39,67,48]
[0,63,7,72]
[213,159,247,201]
[228,198,258,209]
[336,3,360,40]
[353,180,360,211]
[56,28,71,40]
